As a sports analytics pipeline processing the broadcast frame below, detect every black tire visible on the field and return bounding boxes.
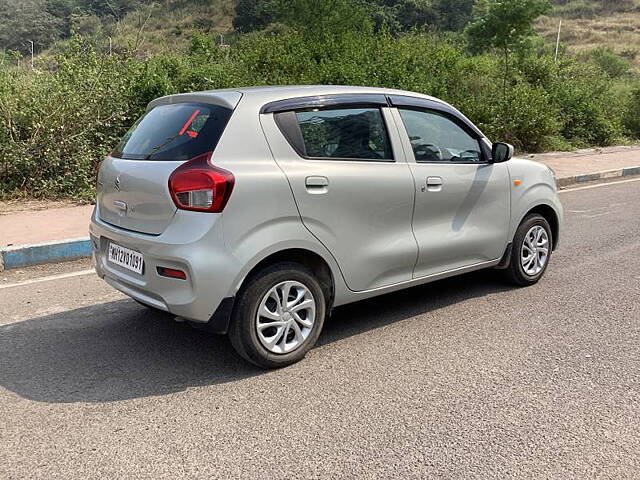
[228,262,326,369]
[504,214,553,286]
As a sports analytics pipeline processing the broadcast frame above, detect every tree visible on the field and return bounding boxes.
[394,0,437,31]
[233,0,277,32]
[0,0,63,54]
[466,0,552,86]
[465,0,552,134]
[233,0,477,35]
[272,0,374,37]
[466,0,552,53]
[81,0,147,19]
[434,0,474,31]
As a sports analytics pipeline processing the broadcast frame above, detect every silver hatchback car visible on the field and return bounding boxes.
[91,85,563,368]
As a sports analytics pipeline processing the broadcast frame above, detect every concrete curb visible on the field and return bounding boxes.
[1,165,639,271]
[0,237,91,272]
[557,166,640,188]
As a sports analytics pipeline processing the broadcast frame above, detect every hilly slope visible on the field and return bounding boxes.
[115,0,640,62]
[538,1,640,64]
[6,0,640,61]
[113,0,234,55]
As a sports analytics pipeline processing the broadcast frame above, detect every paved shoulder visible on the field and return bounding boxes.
[1,181,639,478]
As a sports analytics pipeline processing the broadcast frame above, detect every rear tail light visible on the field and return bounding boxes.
[168,152,234,213]
[157,267,187,280]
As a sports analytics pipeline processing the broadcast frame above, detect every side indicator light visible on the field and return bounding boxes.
[513,180,522,187]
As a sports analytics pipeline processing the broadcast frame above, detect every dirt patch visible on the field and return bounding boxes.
[0,199,91,215]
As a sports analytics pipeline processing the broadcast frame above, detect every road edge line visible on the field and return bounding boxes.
[560,176,640,193]
[0,237,91,272]
[0,269,95,290]
[557,166,640,189]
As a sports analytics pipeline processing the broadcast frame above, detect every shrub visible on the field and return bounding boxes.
[624,85,640,137]
[500,83,563,152]
[0,39,144,200]
[586,47,630,79]
[548,60,626,146]
[0,30,637,200]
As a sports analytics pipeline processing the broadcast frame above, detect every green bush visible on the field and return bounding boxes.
[0,30,637,201]
[233,0,476,34]
[548,61,627,146]
[586,47,631,79]
[624,85,640,137]
[0,39,144,200]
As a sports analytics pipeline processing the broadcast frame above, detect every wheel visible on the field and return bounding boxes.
[504,214,553,286]
[228,262,326,369]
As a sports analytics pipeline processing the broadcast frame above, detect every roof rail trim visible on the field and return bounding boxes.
[260,94,389,114]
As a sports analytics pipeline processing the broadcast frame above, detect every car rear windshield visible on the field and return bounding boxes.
[111,102,233,161]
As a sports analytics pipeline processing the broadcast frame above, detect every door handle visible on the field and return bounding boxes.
[426,176,443,192]
[305,176,329,194]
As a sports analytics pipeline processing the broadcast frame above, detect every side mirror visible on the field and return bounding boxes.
[491,142,514,163]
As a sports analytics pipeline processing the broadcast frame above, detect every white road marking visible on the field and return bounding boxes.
[0,176,637,291]
[0,269,95,290]
[560,177,640,193]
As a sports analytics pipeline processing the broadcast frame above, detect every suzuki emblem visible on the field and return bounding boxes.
[114,176,121,192]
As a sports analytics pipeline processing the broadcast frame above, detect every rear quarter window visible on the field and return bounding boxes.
[112,103,232,161]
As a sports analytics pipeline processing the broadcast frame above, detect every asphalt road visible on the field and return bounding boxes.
[1,179,639,479]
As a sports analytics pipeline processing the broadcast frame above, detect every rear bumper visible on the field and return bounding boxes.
[89,206,241,323]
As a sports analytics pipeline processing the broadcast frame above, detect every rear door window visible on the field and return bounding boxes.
[112,103,232,161]
[294,108,393,161]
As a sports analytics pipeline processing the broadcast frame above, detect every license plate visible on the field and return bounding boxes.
[108,242,144,274]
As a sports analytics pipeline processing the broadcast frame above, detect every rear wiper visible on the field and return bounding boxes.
[143,109,201,159]
[144,134,181,160]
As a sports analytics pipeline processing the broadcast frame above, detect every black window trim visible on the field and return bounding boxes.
[264,93,491,163]
[272,102,396,163]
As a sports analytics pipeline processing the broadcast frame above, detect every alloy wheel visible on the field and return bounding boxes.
[255,281,317,354]
[521,225,549,276]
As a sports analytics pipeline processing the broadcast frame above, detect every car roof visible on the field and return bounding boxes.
[151,85,450,111]
[230,85,430,97]
[220,84,445,104]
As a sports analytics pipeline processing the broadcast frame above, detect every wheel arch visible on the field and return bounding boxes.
[194,246,338,335]
[521,203,560,250]
[240,248,335,311]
